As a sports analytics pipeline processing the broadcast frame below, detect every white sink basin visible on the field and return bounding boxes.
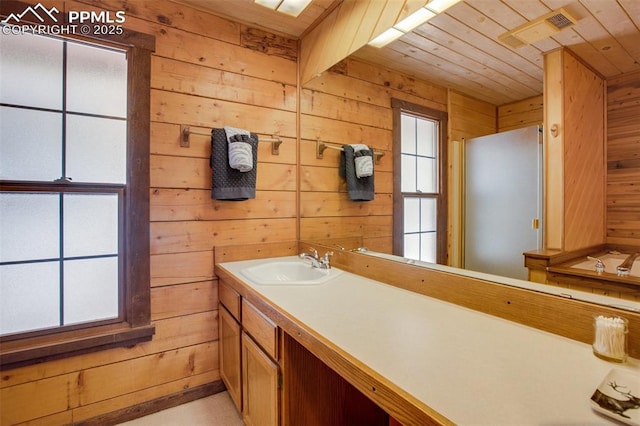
[240,261,343,285]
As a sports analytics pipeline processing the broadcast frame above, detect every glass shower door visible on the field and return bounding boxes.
[464,125,542,280]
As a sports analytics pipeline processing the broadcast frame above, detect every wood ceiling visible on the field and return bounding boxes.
[173,0,640,106]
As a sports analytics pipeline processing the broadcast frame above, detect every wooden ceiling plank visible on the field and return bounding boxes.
[576,0,640,74]
[169,0,640,104]
[322,0,360,68]
[550,29,621,76]
[449,2,552,67]
[395,36,538,100]
[301,0,429,85]
[354,44,520,105]
[503,0,621,77]
[402,31,540,98]
[415,9,543,93]
[371,0,406,39]
[619,0,640,30]
[301,6,340,83]
[349,1,390,53]
[544,0,636,74]
[424,13,544,81]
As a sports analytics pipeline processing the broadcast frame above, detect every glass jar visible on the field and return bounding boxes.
[593,315,628,363]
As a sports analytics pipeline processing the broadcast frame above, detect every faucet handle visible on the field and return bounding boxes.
[321,251,333,267]
[307,247,318,258]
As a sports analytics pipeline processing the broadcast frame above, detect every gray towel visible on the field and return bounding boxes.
[211,128,257,200]
[340,145,374,201]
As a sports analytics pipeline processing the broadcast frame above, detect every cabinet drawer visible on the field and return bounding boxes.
[219,280,241,320]
[242,299,277,359]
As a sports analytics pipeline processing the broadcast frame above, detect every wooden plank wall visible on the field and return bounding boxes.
[497,95,543,132]
[606,71,640,246]
[0,1,546,424]
[300,0,427,84]
[562,50,606,251]
[0,1,298,424]
[299,58,450,253]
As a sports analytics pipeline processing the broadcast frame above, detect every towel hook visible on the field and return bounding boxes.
[271,135,283,155]
[180,125,191,147]
[316,139,327,159]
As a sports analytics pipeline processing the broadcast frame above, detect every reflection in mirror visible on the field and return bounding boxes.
[351,248,640,314]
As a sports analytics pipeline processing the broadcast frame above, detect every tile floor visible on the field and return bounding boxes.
[117,391,244,426]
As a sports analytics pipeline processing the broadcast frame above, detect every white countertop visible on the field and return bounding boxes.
[219,256,640,425]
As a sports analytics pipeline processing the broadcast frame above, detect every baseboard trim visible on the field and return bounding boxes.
[76,380,227,426]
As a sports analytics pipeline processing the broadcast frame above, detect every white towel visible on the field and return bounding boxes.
[224,126,253,172]
[224,126,250,142]
[228,139,253,172]
[351,144,373,178]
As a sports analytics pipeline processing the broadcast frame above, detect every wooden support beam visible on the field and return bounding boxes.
[300,0,427,84]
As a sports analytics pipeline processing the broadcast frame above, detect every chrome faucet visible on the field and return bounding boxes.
[299,248,333,269]
[617,252,639,276]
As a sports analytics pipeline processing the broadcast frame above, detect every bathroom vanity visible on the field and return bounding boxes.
[215,243,640,425]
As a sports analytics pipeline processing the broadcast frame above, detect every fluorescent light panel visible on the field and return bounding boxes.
[255,0,312,17]
[425,0,461,13]
[369,27,404,48]
[278,0,312,16]
[255,0,281,9]
[394,7,436,33]
[368,0,462,48]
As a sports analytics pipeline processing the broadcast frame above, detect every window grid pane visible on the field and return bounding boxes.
[65,115,127,184]
[403,196,438,262]
[401,114,416,155]
[0,262,60,335]
[0,107,63,181]
[0,33,128,337]
[416,119,436,157]
[400,113,439,195]
[64,258,119,325]
[0,189,122,335]
[0,193,60,263]
[0,32,63,109]
[66,42,127,117]
[420,232,437,263]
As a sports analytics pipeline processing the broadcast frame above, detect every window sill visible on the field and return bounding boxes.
[0,323,155,370]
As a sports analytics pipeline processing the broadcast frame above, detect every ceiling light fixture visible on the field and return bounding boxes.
[394,7,436,33]
[425,0,461,14]
[254,0,312,17]
[369,27,405,48]
[368,0,461,48]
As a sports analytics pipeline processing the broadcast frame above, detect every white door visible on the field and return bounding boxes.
[464,125,542,280]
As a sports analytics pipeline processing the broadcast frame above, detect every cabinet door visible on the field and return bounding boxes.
[219,304,242,411]
[242,332,279,426]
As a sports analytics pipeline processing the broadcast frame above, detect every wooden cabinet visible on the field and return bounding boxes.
[242,332,279,426]
[219,305,242,411]
[219,280,280,424]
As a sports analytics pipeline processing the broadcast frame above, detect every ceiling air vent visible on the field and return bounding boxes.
[498,8,577,48]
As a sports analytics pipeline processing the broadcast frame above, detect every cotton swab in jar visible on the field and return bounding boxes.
[593,315,628,362]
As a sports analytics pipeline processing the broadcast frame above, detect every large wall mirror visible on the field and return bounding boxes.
[298,52,640,316]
